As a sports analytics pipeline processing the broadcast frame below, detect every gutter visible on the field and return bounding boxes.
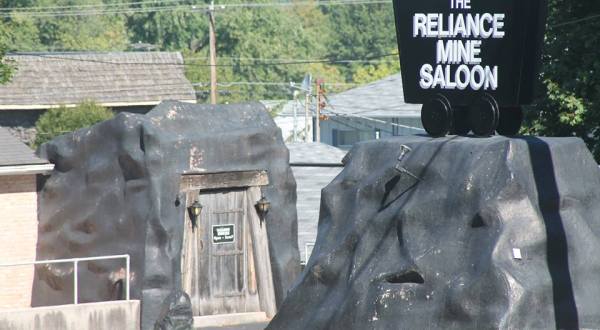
[0,99,197,110]
[290,163,344,168]
[0,163,55,176]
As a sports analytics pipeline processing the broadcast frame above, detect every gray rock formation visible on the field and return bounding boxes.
[34,101,300,329]
[268,135,600,329]
[154,290,193,330]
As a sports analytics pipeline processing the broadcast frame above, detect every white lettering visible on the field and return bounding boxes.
[493,14,505,38]
[456,65,470,90]
[470,65,485,90]
[418,65,500,91]
[485,66,498,90]
[413,13,427,37]
[436,40,451,64]
[419,64,433,89]
[433,65,445,88]
[427,13,439,36]
[451,0,471,9]
[480,13,494,38]
[470,40,482,64]
[411,13,505,39]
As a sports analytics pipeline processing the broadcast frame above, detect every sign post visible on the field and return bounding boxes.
[393,0,548,137]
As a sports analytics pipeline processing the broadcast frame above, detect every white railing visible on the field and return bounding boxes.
[0,254,130,305]
[303,242,315,265]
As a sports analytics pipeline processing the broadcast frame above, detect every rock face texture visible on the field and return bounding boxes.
[268,136,600,329]
[33,101,300,329]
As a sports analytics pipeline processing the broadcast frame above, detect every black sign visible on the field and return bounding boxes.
[393,0,548,107]
[212,224,235,244]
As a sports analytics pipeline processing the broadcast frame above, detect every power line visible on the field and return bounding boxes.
[323,95,424,131]
[185,57,391,64]
[193,81,359,87]
[0,0,392,18]
[551,13,600,28]
[0,82,348,99]
[20,52,399,67]
[0,0,187,12]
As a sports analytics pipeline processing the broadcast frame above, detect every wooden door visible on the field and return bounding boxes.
[181,188,261,316]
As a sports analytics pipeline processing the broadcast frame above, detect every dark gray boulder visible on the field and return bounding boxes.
[268,135,600,329]
[154,290,193,330]
[33,101,300,329]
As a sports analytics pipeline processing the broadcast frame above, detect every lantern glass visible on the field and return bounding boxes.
[256,196,271,214]
[190,200,203,217]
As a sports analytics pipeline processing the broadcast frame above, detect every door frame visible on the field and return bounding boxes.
[179,170,277,318]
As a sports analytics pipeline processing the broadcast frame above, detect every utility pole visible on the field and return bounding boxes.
[293,90,299,142]
[315,78,324,143]
[208,0,218,104]
[304,92,310,142]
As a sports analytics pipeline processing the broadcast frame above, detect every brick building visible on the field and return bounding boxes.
[0,127,53,308]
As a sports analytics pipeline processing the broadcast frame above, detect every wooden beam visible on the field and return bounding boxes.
[246,186,277,318]
[180,170,269,191]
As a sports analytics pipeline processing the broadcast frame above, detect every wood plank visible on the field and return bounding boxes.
[193,312,269,328]
[246,186,277,318]
[180,170,269,191]
[182,187,262,317]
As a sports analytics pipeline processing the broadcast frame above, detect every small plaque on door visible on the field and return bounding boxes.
[212,224,235,244]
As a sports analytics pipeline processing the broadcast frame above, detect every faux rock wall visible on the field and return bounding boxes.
[34,101,300,329]
[269,136,600,329]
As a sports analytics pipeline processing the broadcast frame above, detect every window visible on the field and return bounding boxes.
[332,129,373,147]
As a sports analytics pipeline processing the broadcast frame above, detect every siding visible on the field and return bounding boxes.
[292,166,343,263]
[0,175,38,308]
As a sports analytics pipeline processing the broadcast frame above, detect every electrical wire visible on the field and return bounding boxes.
[551,13,600,28]
[0,0,392,18]
[18,52,399,67]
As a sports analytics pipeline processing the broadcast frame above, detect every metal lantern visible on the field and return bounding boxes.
[255,196,271,226]
[256,196,271,215]
[187,200,203,230]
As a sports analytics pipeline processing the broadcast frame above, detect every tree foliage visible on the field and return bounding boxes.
[523,0,600,160]
[322,3,398,80]
[1,0,597,162]
[0,0,402,101]
[34,101,114,147]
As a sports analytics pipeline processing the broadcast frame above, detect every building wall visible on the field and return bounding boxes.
[0,174,38,308]
[273,116,312,143]
[0,300,140,330]
[318,116,423,149]
[292,165,344,264]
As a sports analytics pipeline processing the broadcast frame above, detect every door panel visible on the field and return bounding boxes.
[181,188,261,316]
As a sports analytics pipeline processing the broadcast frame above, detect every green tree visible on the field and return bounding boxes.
[351,52,400,85]
[127,3,207,51]
[321,3,398,80]
[34,100,114,147]
[523,0,600,160]
[0,0,129,51]
[185,2,345,103]
[0,34,13,83]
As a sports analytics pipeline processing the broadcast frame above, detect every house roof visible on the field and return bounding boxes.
[0,52,196,110]
[324,73,421,118]
[287,142,346,166]
[0,127,52,174]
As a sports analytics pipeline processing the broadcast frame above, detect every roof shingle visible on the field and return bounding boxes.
[0,127,48,166]
[325,73,421,118]
[0,52,196,109]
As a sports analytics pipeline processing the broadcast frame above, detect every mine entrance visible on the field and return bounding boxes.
[180,171,276,324]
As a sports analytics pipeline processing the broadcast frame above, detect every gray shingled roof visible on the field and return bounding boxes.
[287,142,346,165]
[324,73,421,118]
[0,52,196,109]
[287,142,347,263]
[0,127,48,166]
